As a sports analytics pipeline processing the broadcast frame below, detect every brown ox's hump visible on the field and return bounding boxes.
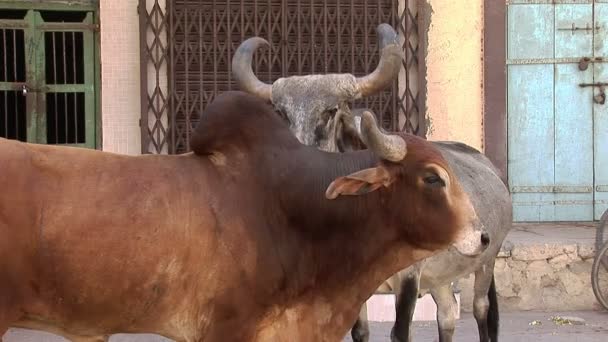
[190,91,297,155]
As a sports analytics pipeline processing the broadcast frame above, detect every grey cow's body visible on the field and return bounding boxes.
[353,141,512,342]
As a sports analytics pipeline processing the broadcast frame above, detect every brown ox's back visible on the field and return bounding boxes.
[0,139,226,338]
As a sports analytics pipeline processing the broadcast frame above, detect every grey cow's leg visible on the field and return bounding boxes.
[430,284,458,342]
[351,302,370,342]
[473,262,498,342]
[390,270,420,342]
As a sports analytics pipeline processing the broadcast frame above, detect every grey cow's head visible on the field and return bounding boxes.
[232,24,403,152]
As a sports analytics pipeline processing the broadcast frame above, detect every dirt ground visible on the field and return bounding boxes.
[3,311,607,342]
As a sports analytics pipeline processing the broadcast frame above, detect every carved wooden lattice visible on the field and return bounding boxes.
[140,0,423,154]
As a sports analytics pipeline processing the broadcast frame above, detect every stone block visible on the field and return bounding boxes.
[577,244,596,260]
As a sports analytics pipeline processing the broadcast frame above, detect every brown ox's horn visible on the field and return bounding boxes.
[360,111,406,162]
[232,37,273,101]
[355,24,403,97]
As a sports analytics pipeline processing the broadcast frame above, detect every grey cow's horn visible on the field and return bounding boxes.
[355,24,403,97]
[232,37,273,101]
[360,111,407,162]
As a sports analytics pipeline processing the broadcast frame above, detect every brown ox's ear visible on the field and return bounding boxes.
[325,166,395,199]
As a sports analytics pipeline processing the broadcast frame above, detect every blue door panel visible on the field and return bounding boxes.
[508,64,555,221]
[555,4,593,58]
[508,5,554,60]
[554,63,594,221]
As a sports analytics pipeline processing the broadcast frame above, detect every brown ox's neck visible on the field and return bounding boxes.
[250,145,424,321]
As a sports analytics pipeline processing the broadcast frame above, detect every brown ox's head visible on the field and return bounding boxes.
[325,111,490,257]
[232,24,402,152]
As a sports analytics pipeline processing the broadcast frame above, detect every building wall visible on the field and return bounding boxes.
[99,0,141,154]
[423,0,484,151]
[98,0,485,154]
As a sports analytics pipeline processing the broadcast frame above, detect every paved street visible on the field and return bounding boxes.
[4,311,607,341]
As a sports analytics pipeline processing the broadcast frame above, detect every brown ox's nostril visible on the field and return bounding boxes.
[481,231,490,247]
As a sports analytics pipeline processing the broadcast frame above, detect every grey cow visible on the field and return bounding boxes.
[231,24,512,342]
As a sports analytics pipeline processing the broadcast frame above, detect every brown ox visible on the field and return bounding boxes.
[0,91,488,342]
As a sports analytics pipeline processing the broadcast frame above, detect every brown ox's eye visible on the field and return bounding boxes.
[424,174,446,187]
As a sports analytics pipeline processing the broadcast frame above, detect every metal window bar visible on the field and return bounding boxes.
[2,29,6,81]
[44,29,86,144]
[139,0,424,154]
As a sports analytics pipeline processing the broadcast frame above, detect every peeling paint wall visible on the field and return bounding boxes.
[423,0,484,151]
[99,0,142,154]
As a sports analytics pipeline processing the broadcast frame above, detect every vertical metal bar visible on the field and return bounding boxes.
[74,92,78,142]
[62,33,68,142]
[296,0,301,74]
[17,91,21,139]
[350,0,354,75]
[240,0,244,43]
[3,92,7,137]
[253,0,258,79]
[24,11,35,142]
[52,32,57,84]
[72,31,77,83]
[227,0,231,90]
[14,91,18,139]
[62,32,67,85]
[3,29,7,82]
[310,0,314,74]
[199,6,203,134]
[212,0,217,95]
[363,0,369,108]
[168,0,175,154]
[12,29,17,82]
[82,12,95,147]
[266,0,271,82]
[52,35,58,143]
[417,1,427,138]
[403,0,410,132]
[392,0,398,131]
[323,0,327,73]
[281,0,286,78]
[185,2,190,149]
[377,0,383,123]
[73,34,78,141]
[337,0,341,73]
[139,0,150,153]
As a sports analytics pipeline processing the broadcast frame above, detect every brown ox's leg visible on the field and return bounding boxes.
[430,284,458,342]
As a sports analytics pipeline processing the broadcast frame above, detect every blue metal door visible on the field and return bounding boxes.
[507,1,607,221]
